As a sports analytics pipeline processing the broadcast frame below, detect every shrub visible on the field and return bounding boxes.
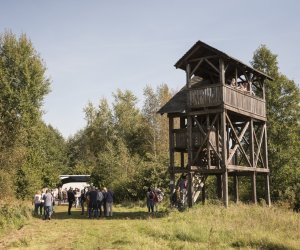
[0,201,32,236]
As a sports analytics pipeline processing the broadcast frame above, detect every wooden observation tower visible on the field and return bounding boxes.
[158,41,271,207]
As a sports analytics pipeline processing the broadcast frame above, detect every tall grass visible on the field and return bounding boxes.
[0,202,299,249]
[0,200,32,237]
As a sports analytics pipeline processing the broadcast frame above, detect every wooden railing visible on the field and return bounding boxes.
[223,86,266,117]
[188,84,222,108]
[188,85,266,118]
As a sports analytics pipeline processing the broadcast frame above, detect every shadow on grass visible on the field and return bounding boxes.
[50,205,168,221]
[231,240,296,250]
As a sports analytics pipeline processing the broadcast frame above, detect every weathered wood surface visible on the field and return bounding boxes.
[173,128,217,149]
[188,85,266,118]
[224,86,266,118]
[188,84,222,108]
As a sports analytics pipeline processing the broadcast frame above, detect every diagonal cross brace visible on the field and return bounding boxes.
[254,125,265,168]
[192,114,219,165]
[226,114,252,167]
[227,121,250,164]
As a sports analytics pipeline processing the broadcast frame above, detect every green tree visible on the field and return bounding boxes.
[0,31,50,148]
[113,89,151,157]
[0,31,70,199]
[251,45,300,203]
[143,84,172,159]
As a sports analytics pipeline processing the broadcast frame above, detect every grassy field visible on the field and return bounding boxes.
[0,202,299,249]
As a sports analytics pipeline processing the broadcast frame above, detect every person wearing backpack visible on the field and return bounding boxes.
[146,187,154,213]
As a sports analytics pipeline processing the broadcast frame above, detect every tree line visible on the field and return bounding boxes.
[0,31,299,209]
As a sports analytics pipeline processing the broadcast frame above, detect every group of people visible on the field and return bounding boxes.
[33,189,55,220]
[229,78,254,94]
[34,185,166,219]
[171,175,188,208]
[66,186,114,218]
[146,187,164,213]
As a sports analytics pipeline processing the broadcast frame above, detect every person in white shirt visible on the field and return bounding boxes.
[43,189,54,220]
[33,191,42,216]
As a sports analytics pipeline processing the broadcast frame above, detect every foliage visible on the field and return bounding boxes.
[0,31,66,199]
[0,201,31,238]
[251,45,300,209]
[0,31,50,148]
[67,86,173,201]
[142,84,171,159]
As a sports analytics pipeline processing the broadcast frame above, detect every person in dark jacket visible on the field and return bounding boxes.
[67,187,75,215]
[88,186,98,218]
[80,189,86,215]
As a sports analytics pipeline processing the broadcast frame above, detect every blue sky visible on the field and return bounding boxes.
[1,0,299,138]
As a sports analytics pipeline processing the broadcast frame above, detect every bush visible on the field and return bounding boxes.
[0,201,32,236]
[293,184,300,212]
[0,170,15,199]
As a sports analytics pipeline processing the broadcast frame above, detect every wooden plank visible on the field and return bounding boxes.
[187,116,193,169]
[216,175,222,199]
[263,122,271,206]
[189,108,223,116]
[221,111,227,169]
[227,165,270,173]
[207,115,211,169]
[180,152,185,168]
[223,171,229,208]
[263,123,269,169]
[219,58,225,85]
[250,118,255,167]
[169,117,174,169]
[234,174,239,203]
[252,172,257,204]
[187,173,193,207]
[170,167,225,174]
[169,117,175,196]
[186,64,191,88]
[205,58,220,73]
[202,185,206,205]
[188,55,219,63]
[216,119,221,169]
[265,174,271,206]
[224,104,267,121]
[190,58,203,76]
